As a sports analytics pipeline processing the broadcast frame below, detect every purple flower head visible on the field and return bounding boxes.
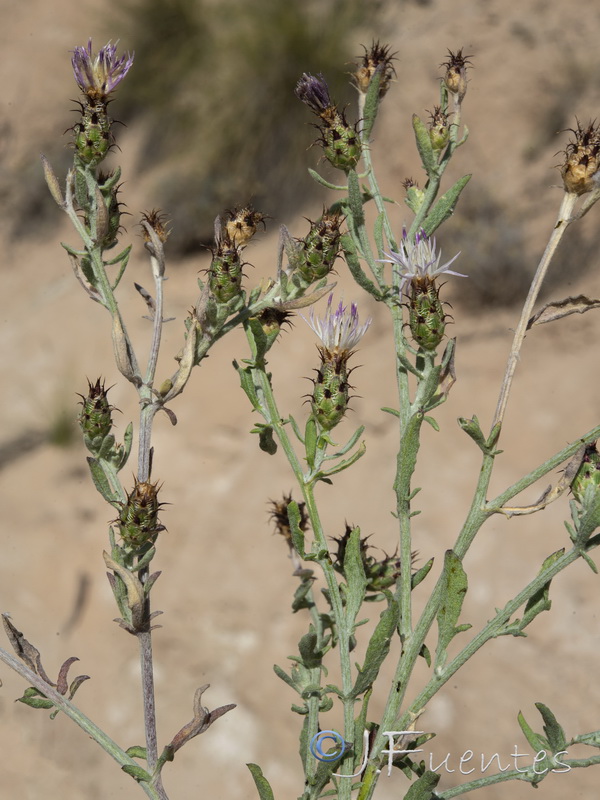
[305,295,371,354]
[72,39,134,100]
[380,228,465,293]
[295,73,333,115]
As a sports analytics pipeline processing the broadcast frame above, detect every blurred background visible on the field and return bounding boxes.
[2,0,600,798]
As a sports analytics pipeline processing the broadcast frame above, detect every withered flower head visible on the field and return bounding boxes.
[561,120,600,195]
[71,39,134,101]
[441,48,472,102]
[140,209,171,243]
[354,41,397,97]
[225,206,268,247]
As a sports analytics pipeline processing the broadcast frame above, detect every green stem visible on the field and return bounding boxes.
[406,547,580,719]
[248,357,356,797]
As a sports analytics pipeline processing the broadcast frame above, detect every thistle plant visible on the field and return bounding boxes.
[3,36,600,800]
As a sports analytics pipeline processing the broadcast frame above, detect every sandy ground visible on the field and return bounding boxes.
[2,1,600,798]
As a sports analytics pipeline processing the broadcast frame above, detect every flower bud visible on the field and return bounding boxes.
[118,478,164,548]
[561,121,600,195]
[78,378,114,441]
[571,442,600,503]
[297,209,343,283]
[295,73,362,172]
[73,98,113,167]
[408,278,447,351]
[208,233,244,304]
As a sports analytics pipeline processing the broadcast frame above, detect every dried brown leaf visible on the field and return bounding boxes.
[528,295,600,329]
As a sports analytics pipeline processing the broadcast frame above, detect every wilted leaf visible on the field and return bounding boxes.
[528,295,600,329]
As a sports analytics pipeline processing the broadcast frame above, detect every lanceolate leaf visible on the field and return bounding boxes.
[435,550,471,670]
[247,764,275,800]
[422,174,471,237]
[343,527,368,627]
[352,599,398,697]
[535,702,567,753]
[403,770,441,799]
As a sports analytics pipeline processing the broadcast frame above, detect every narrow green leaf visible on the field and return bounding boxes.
[341,233,382,298]
[435,550,470,670]
[305,416,317,469]
[247,763,275,800]
[17,689,54,710]
[125,745,148,759]
[343,527,368,627]
[307,168,346,191]
[536,703,567,752]
[354,688,373,770]
[361,68,383,141]
[119,422,134,470]
[352,599,398,697]
[287,501,306,558]
[422,174,471,237]
[121,764,152,782]
[412,114,437,177]
[273,664,300,693]
[518,710,549,753]
[411,558,434,590]
[347,169,365,226]
[86,457,118,503]
[458,415,487,451]
[235,363,260,409]
[403,770,440,799]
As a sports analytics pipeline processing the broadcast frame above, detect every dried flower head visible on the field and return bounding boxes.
[441,48,472,102]
[354,41,397,97]
[305,294,371,356]
[381,228,464,294]
[71,39,134,101]
[225,207,268,247]
[141,209,171,244]
[561,120,600,195]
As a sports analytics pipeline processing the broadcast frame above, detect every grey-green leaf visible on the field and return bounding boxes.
[435,550,470,670]
[343,527,368,627]
[352,599,398,697]
[403,770,441,799]
[536,702,567,753]
[247,763,276,800]
[422,174,471,236]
